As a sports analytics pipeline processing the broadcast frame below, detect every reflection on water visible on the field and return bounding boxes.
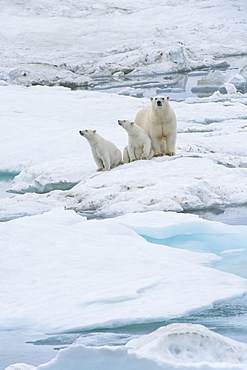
[187,206,247,226]
[89,70,213,100]
[0,329,56,369]
[3,294,247,369]
[24,293,247,355]
[82,59,246,100]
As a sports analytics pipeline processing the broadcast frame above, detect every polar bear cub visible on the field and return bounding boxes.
[79,129,122,171]
[135,96,177,156]
[118,119,154,163]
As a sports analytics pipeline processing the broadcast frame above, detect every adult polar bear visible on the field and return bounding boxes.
[135,96,177,156]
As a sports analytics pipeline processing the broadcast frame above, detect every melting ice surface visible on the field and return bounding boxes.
[2,210,247,370]
[0,172,18,199]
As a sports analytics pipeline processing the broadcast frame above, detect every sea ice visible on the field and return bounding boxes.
[5,365,35,370]
[1,0,247,84]
[114,211,239,240]
[127,323,247,365]
[114,211,247,278]
[0,86,247,219]
[1,209,246,334]
[1,1,247,369]
[7,324,247,370]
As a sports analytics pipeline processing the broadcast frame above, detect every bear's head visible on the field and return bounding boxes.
[150,96,170,108]
[118,119,134,131]
[79,129,97,139]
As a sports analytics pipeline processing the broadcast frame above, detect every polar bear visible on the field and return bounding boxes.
[135,96,177,156]
[118,120,154,163]
[79,129,122,171]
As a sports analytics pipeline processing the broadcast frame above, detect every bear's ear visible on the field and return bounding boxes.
[93,130,97,134]
[167,96,170,101]
[150,97,154,102]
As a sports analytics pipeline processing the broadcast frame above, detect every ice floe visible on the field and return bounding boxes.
[1,0,247,86]
[0,85,247,219]
[7,323,247,369]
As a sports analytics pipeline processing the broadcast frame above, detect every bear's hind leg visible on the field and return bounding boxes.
[123,146,130,163]
[128,146,137,162]
[141,141,152,160]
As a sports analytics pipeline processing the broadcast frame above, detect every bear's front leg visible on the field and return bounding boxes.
[128,146,137,162]
[166,133,176,156]
[102,154,111,170]
[93,155,104,171]
[159,139,167,156]
[151,138,163,157]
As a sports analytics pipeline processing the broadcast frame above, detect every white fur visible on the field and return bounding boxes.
[118,120,154,163]
[79,129,122,171]
[135,96,177,156]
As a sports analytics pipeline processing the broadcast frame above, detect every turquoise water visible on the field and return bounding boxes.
[1,209,243,369]
[143,220,247,279]
[0,172,18,198]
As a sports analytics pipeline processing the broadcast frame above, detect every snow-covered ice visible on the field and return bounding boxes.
[3,208,246,333]
[1,0,247,369]
[127,323,247,367]
[6,324,247,370]
[1,0,247,86]
[1,209,247,370]
[0,85,247,219]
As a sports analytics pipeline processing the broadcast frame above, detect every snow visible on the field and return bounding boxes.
[1,0,247,368]
[7,324,247,370]
[127,323,247,366]
[5,365,35,370]
[220,249,245,255]
[1,0,247,85]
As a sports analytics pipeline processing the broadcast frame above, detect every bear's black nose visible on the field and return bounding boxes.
[79,131,84,135]
[118,120,122,125]
[157,101,162,106]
